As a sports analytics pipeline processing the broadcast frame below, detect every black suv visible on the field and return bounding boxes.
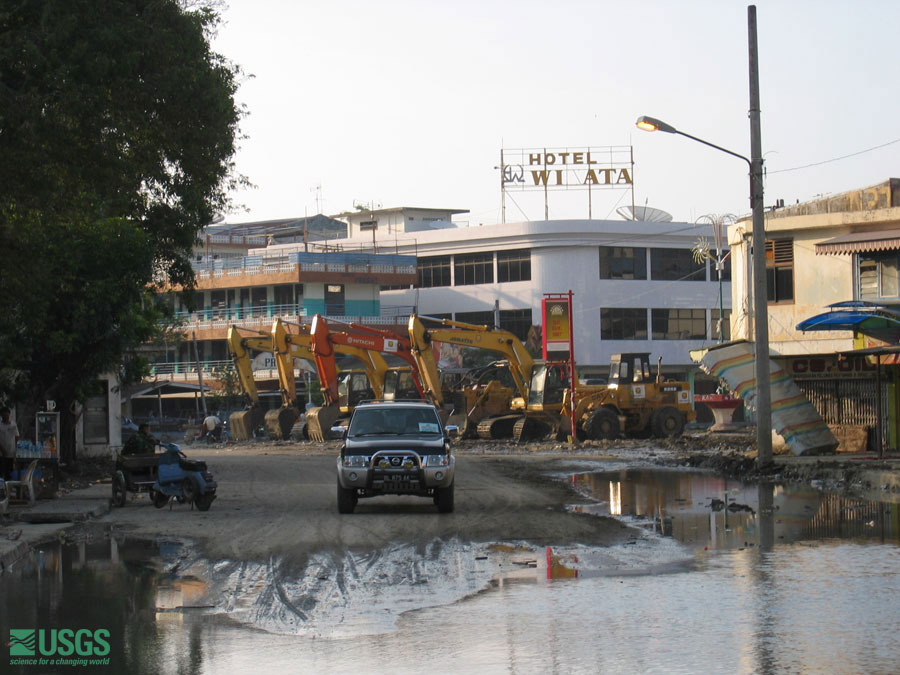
[336,400,455,513]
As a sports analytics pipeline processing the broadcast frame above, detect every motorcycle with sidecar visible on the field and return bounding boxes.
[111,442,217,511]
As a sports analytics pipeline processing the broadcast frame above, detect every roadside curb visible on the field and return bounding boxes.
[1,483,111,572]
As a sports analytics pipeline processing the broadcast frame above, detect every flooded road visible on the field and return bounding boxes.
[5,464,900,673]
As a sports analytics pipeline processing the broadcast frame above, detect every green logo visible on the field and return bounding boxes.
[9,629,35,656]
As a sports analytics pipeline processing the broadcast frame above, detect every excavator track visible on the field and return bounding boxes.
[512,413,560,442]
[475,414,523,440]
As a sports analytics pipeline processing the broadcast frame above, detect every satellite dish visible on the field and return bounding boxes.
[616,205,673,222]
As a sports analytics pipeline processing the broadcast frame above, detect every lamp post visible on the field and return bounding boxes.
[634,4,770,467]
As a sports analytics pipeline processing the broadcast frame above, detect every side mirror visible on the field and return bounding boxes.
[330,426,347,439]
[444,424,459,438]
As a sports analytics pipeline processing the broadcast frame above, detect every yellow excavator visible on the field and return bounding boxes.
[408,314,535,438]
[227,322,304,441]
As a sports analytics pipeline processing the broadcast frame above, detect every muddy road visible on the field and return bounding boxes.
[103,444,635,561]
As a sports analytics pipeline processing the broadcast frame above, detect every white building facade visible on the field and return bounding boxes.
[334,209,731,374]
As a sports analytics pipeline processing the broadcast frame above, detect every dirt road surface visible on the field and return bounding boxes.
[104,443,635,561]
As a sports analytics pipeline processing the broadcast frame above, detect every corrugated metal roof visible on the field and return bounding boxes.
[815,228,900,254]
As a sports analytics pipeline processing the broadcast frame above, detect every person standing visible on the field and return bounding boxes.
[0,406,21,480]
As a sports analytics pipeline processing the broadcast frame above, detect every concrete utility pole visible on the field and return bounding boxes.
[748,4,772,466]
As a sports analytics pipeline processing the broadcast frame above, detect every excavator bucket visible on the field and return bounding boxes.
[305,404,342,442]
[447,412,475,439]
[264,406,300,440]
[230,406,265,441]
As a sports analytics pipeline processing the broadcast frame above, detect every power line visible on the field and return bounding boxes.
[768,138,900,175]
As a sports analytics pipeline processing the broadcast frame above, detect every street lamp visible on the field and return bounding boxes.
[635,110,772,465]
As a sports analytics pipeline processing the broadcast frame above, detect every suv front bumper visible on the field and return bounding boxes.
[337,450,454,495]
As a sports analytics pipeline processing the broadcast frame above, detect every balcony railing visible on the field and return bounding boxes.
[192,251,417,278]
[170,304,416,332]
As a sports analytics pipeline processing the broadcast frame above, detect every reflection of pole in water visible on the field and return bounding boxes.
[758,482,775,550]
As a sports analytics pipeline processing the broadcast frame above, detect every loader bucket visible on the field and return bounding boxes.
[264,406,300,440]
[305,404,342,441]
[230,406,265,441]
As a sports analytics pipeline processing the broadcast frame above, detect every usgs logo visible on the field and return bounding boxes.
[9,628,110,656]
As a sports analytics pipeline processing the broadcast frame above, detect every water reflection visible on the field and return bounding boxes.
[569,468,900,550]
[4,470,900,674]
[0,536,214,675]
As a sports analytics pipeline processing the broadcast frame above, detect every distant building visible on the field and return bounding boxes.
[728,178,900,450]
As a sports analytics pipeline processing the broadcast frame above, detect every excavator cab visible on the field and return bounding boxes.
[383,368,421,401]
[527,363,569,409]
[338,371,376,408]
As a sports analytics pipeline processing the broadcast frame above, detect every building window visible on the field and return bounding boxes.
[454,252,494,286]
[765,239,794,303]
[651,308,707,340]
[274,284,303,315]
[250,287,268,317]
[600,308,648,340]
[858,252,900,300]
[599,246,647,280]
[711,308,732,341]
[497,249,531,282]
[417,255,451,288]
[650,248,706,281]
[456,310,495,327]
[499,308,533,341]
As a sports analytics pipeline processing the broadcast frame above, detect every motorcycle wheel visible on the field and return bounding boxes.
[182,477,197,504]
[152,489,170,509]
[194,493,214,511]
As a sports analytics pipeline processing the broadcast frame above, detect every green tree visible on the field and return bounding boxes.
[0,0,244,463]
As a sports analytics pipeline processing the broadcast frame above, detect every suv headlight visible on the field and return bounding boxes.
[342,455,369,468]
[424,454,450,467]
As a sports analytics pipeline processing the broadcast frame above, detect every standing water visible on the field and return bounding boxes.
[4,466,900,674]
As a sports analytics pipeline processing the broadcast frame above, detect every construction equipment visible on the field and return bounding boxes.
[227,322,306,441]
[408,314,535,439]
[306,314,425,440]
[407,314,695,442]
[517,353,696,441]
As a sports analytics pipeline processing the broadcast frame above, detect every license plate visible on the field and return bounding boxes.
[383,474,413,482]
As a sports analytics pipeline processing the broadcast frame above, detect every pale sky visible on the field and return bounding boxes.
[211,0,900,226]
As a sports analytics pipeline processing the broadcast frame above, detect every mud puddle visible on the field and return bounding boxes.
[563,466,900,550]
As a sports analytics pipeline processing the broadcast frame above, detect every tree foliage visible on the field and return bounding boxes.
[0,0,243,459]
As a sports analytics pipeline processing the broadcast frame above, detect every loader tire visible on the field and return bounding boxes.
[651,406,685,438]
[584,408,620,440]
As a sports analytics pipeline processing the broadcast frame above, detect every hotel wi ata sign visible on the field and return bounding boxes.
[501,146,633,191]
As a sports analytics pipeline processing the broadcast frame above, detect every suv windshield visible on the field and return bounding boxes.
[348,407,442,437]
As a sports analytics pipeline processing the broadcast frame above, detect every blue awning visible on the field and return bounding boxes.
[797,303,900,342]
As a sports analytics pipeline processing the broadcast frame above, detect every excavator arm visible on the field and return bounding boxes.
[227,325,278,440]
[407,314,445,407]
